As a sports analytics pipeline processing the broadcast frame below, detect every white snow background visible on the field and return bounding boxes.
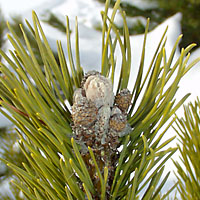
[0,0,200,198]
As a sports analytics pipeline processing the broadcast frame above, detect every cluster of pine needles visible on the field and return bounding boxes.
[0,0,200,199]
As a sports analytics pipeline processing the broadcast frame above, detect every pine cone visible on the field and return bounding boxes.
[115,89,131,112]
[71,71,132,199]
[72,89,98,127]
[83,74,114,108]
[81,70,101,87]
[109,113,127,133]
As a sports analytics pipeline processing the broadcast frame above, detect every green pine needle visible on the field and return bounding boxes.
[173,98,200,199]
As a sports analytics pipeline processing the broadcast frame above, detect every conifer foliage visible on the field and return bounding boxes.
[173,98,200,199]
[0,0,200,199]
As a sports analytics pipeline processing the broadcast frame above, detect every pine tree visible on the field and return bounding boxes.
[97,0,200,51]
[0,12,64,199]
[0,8,26,199]
[0,0,200,199]
[173,98,200,199]
[0,8,7,61]
[0,128,26,199]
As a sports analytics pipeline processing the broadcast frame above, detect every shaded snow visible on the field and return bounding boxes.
[0,108,13,128]
[0,178,14,198]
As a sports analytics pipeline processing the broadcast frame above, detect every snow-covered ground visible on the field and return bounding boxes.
[0,0,200,198]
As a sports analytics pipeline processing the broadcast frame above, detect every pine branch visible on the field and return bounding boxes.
[0,0,199,199]
[173,98,200,199]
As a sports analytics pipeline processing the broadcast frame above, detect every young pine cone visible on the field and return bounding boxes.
[83,74,114,108]
[71,71,132,199]
[109,113,127,133]
[115,89,132,112]
[71,72,132,150]
[72,89,98,127]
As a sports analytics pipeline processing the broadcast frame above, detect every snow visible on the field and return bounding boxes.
[0,178,14,198]
[0,108,13,128]
[128,13,182,88]
[0,0,64,18]
[0,0,200,198]
[52,0,104,29]
[41,20,102,71]
[12,141,21,153]
[0,161,7,175]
